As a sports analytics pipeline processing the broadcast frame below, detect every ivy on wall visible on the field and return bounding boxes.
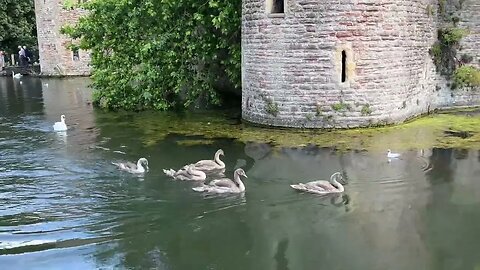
[430,0,480,90]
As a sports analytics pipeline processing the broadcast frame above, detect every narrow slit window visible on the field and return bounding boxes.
[271,0,284,14]
[341,50,347,83]
[73,49,80,61]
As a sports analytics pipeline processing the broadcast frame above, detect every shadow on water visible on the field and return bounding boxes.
[1,77,480,270]
[422,149,480,270]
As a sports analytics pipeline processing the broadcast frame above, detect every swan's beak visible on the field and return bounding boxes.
[243,174,248,178]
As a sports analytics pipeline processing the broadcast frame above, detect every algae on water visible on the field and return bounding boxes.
[111,110,480,151]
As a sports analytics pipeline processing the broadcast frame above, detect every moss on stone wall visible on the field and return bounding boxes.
[107,109,480,151]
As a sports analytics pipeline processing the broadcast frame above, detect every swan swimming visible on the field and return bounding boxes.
[191,149,226,174]
[112,158,149,174]
[163,164,207,181]
[12,71,22,79]
[290,172,345,195]
[192,168,248,194]
[387,149,401,158]
[53,115,68,131]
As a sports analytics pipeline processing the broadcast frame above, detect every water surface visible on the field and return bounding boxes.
[1,77,480,270]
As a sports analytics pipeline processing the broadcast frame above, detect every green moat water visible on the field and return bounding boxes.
[1,77,480,269]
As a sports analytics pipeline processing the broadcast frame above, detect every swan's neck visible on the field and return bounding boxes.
[137,160,145,172]
[214,152,225,168]
[234,173,245,192]
[61,118,65,124]
[331,179,344,192]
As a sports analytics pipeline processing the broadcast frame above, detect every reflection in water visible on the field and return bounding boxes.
[1,77,480,269]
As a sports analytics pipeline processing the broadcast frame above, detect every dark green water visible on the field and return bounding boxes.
[1,77,480,270]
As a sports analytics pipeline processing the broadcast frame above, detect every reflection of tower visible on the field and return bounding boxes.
[34,0,90,75]
[424,149,480,270]
[0,78,44,114]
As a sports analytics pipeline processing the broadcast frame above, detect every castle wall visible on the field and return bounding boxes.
[432,0,480,108]
[241,0,478,128]
[457,0,480,69]
[34,0,90,76]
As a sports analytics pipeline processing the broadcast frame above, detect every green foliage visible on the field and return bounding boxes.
[63,0,77,10]
[430,43,442,64]
[265,100,279,116]
[63,0,241,111]
[439,0,446,15]
[452,66,480,89]
[426,4,434,17]
[430,27,468,76]
[315,104,323,116]
[441,27,468,45]
[331,102,350,112]
[0,0,37,56]
[460,53,473,64]
[361,104,372,116]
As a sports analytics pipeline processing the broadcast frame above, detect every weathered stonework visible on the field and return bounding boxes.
[456,0,480,69]
[242,0,480,128]
[34,0,90,76]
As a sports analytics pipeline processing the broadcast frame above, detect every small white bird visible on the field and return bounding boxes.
[53,115,68,131]
[12,71,22,79]
[112,158,149,174]
[387,149,401,158]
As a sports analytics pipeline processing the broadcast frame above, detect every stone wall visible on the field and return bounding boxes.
[433,0,480,108]
[241,0,479,128]
[34,0,90,76]
[456,0,480,69]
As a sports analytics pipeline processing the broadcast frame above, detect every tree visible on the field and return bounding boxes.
[0,0,38,57]
[63,0,241,111]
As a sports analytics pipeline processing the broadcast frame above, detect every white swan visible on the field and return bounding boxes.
[290,172,345,195]
[192,168,248,194]
[387,149,401,158]
[112,158,149,174]
[53,115,68,131]
[12,71,22,79]
[163,164,206,181]
[191,149,226,174]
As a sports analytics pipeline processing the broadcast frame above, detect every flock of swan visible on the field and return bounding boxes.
[52,115,402,195]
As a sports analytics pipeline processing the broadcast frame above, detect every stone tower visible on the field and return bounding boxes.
[34,0,90,76]
[241,0,479,128]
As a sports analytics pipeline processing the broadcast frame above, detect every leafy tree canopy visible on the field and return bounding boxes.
[0,0,37,55]
[63,0,241,111]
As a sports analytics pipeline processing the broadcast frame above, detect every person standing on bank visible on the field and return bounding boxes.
[0,51,5,71]
[23,46,32,65]
[18,45,26,67]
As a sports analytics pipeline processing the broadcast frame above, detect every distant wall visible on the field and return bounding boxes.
[34,0,90,76]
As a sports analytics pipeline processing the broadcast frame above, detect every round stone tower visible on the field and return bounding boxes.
[242,0,438,128]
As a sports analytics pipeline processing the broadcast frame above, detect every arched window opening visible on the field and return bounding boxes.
[341,50,347,83]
